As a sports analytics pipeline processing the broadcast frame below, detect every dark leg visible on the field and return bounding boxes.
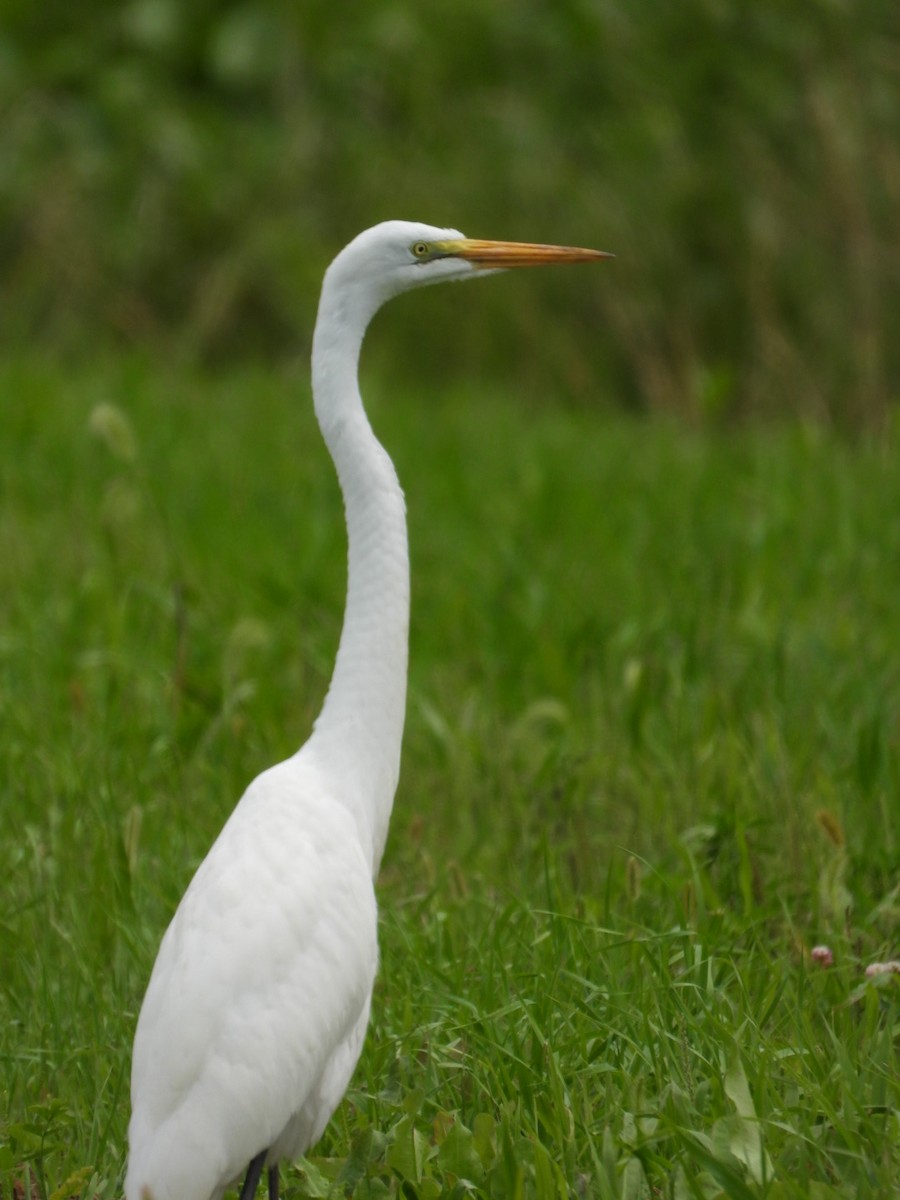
[268,1163,279,1200]
[238,1148,268,1200]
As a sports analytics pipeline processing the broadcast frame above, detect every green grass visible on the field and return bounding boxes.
[0,357,897,1199]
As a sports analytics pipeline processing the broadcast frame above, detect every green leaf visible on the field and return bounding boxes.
[722,1052,773,1184]
[386,1114,429,1183]
[723,1053,756,1121]
[49,1167,95,1200]
[334,1126,383,1195]
[679,1131,759,1200]
[351,1177,390,1199]
[532,1138,568,1200]
[290,1157,335,1198]
[472,1112,497,1170]
[437,1122,485,1186]
[622,1155,649,1200]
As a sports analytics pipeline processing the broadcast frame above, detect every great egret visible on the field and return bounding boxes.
[125,221,611,1200]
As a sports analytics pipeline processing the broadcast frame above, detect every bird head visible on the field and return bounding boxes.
[321,220,612,325]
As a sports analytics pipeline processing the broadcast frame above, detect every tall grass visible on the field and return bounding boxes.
[0,357,898,1198]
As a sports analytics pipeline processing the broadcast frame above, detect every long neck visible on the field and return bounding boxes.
[306,283,409,875]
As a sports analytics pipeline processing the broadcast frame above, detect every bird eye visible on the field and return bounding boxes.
[411,242,430,259]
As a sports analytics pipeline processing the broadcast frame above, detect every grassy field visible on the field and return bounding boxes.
[0,357,897,1199]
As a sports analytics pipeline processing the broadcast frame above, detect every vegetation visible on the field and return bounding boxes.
[1,2,897,1195]
[2,1,898,420]
[1,359,897,1197]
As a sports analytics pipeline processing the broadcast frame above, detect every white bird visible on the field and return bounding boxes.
[125,221,611,1200]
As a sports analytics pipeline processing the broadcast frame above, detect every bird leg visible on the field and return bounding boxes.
[268,1163,279,1200]
[238,1149,268,1200]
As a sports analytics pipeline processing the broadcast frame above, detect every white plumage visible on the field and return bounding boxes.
[125,221,610,1200]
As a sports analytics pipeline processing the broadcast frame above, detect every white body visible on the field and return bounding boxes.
[126,758,377,1200]
[125,221,606,1200]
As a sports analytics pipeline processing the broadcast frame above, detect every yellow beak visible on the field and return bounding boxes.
[436,238,613,268]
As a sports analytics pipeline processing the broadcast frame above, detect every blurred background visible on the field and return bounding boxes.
[2,0,897,423]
